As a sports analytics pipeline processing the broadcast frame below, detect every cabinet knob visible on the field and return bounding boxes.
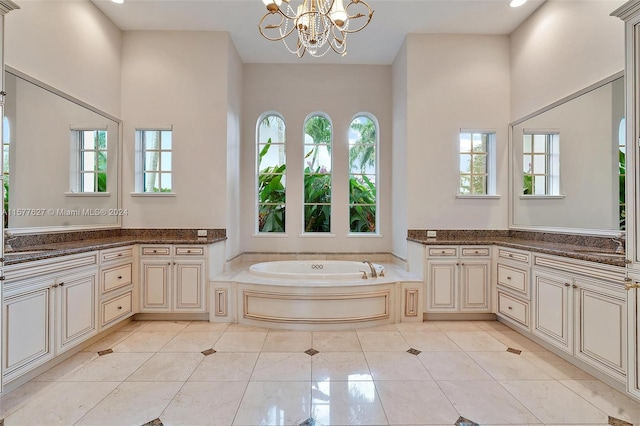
[456,262,460,266]
[187,250,191,253]
[0,276,5,281]
[475,250,479,254]
[118,276,122,280]
[460,262,464,266]
[507,306,513,310]
[0,91,7,97]
[51,284,59,288]
[118,253,123,257]
[508,254,513,258]
[441,250,445,254]
[572,284,578,289]
[59,282,64,287]
[506,276,512,280]
[564,283,570,287]
[153,250,157,253]
[167,262,171,265]
[117,306,123,310]
[173,262,176,265]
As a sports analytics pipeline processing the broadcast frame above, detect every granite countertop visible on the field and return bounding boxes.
[408,235,626,267]
[3,230,227,265]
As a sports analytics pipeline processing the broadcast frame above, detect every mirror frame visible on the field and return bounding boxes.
[508,71,625,237]
[4,66,123,234]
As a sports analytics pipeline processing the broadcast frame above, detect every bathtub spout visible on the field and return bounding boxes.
[362,260,378,278]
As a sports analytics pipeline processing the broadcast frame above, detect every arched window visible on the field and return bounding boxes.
[257,113,286,233]
[349,114,378,233]
[303,114,332,233]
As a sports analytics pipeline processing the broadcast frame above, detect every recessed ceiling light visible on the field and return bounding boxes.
[510,0,527,7]
[111,0,124,4]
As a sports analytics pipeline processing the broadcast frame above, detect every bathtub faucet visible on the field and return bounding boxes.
[362,259,378,278]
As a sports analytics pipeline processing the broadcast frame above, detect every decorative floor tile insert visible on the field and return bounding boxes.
[455,416,479,426]
[141,418,163,426]
[305,348,319,356]
[609,416,633,426]
[506,347,522,355]
[406,348,422,355]
[201,348,216,356]
[97,349,113,356]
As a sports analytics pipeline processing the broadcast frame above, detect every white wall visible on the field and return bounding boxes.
[120,31,231,229]
[405,34,511,232]
[226,41,243,259]
[4,0,122,117]
[392,41,409,259]
[240,64,393,253]
[510,0,625,121]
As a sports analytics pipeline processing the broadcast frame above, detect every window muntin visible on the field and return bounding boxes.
[349,115,377,233]
[459,131,493,195]
[76,130,108,193]
[257,114,286,233]
[303,115,332,233]
[523,132,560,196]
[139,130,172,193]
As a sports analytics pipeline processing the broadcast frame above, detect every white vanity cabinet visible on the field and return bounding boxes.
[2,252,99,384]
[425,246,491,314]
[495,247,531,330]
[139,245,207,313]
[99,246,135,329]
[532,254,627,382]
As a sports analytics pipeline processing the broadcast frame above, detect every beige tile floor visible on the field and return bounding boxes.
[0,320,639,425]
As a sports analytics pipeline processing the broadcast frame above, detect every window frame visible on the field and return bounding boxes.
[302,112,333,235]
[133,127,175,196]
[348,113,379,235]
[69,126,110,196]
[522,130,561,197]
[457,129,497,197]
[256,112,287,234]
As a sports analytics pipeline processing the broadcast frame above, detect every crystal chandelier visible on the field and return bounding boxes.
[258,0,374,58]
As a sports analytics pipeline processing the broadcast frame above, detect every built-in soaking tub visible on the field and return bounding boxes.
[211,259,424,330]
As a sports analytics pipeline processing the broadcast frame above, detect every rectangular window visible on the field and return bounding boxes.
[523,131,560,195]
[138,129,172,193]
[459,131,495,196]
[73,129,108,193]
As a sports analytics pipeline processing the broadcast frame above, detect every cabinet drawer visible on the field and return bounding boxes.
[498,248,530,264]
[101,292,132,327]
[175,247,205,256]
[141,246,171,256]
[461,247,490,257]
[101,264,132,294]
[498,292,529,327]
[428,247,457,257]
[497,264,528,296]
[100,247,133,264]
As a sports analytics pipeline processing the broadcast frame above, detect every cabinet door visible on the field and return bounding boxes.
[3,287,53,382]
[460,260,490,312]
[174,260,205,311]
[57,272,97,353]
[426,261,457,311]
[532,270,573,354]
[574,278,626,379]
[141,260,171,311]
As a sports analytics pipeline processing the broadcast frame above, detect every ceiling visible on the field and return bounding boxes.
[90,0,546,64]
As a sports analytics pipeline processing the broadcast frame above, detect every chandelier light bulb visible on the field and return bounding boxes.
[509,0,527,7]
[330,0,347,28]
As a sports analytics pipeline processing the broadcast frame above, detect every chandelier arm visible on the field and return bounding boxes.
[258,12,296,41]
[341,0,374,34]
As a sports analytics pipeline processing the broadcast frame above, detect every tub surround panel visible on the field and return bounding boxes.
[408,230,626,267]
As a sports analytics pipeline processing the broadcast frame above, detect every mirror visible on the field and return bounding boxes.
[510,73,625,234]
[3,67,121,232]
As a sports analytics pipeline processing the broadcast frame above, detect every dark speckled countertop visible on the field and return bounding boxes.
[3,228,226,265]
[407,230,627,267]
